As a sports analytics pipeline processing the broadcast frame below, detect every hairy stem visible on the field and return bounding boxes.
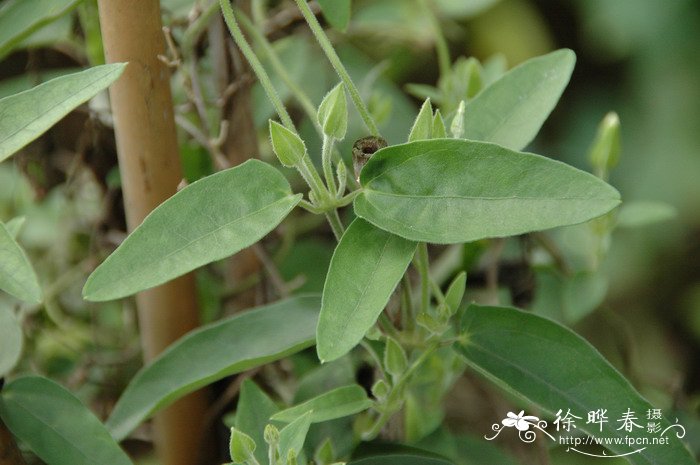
[220,0,295,131]
[293,0,381,137]
[236,6,322,133]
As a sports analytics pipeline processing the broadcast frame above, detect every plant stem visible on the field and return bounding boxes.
[401,274,415,331]
[321,134,338,194]
[325,210,344,240]
[416,243,431,314]
[293,0,381,137]
[419,0,450,79]
[219,0,295,131]
[235,6,322,133]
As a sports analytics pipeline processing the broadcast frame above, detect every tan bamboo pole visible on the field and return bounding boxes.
[96,2,211,464]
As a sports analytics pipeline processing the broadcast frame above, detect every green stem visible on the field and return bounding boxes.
[219,0,295,131]
[293,0,381,137]
[401,274,415,331]
[419,0,450,79]
[325,210,345,240]
[416,243,431,314]
[298,154,329,202]
[321,134,338,194]
[430,277,445,305]
[236,6,322,133]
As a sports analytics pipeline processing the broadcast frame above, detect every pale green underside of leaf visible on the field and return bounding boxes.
[0,221,42,303]
[0,0,82,60]
[0,376,133,465]
[107,295,320,441]
[354,139,620,244]
[454,305,696,465]
[83,160,301,301]
[0,63,126,163]
[271,384,374,424]
[0,305,23,376]
[316,219,416,362]
[463,49,575,150]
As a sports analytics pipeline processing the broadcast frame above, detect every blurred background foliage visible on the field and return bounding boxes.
[0,0,698,463]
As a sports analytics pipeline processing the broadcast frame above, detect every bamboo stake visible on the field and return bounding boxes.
[96,2,211,464]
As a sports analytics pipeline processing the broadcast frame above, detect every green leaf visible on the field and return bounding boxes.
[454,304,697,465]
[354,139,621,244]
[463,49,576,150]
[270,120,306,167]
[278,411,313,462]
[229,428,257,464]
[4,216,25,238]
[106,295,320,441]
[0,64,126,163]
[616,201,676,228]
[0,305,22,376]
[316,219,416,362]
[384,337,407,378]
[236,380,280,465]
[431,110,447,139]
[0,220,41,303]
[444,271,466,314]
[0,0,82,60]
[449,100,465,139]
[271,385,373,424]
[0,376,132,465]
[83,160,301,301]
[408,98,433,142]
[349,455,453,465]
[318,82,348,140]
[589,111,621,173]
[317,0,352,32]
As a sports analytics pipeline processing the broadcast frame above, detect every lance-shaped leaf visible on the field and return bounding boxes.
[317,82,348,140]
[0,221,41,303]
[316,219,416,362]
[354,139,620,244]
[463,49,575,150]
[0,376,133,465]
[0,63,125,163]
[278,411,313,461]
[107,295,320,441]
[454,304,696,465]
[407,98,433,142]
[271,385,373,424]
[84,160,301,301]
